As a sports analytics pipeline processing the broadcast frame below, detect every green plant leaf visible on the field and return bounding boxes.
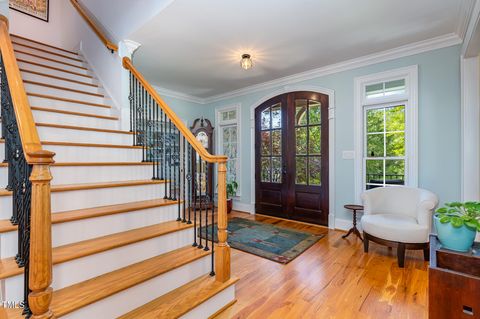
[448,202,463,208]
[439,216,451,224]
[436,207,448,214]
[450,216,464,228]
[465,220,478,230]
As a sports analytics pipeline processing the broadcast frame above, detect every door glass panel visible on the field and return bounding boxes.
[386,132,405,156]
[261,158,271,182]
[271,103,282,129]
[309,126,321,155]
[309,101,321,125]
[366,159,384,185]
[385,159,405,185]
[386,105,405,131]
[271,157,282,183]
[366,108,384,133]
[296,127,307,155]
[295,99,308,126]
[261,108,271,130]
[309,156,321,185]
[261,131,271,156]
[296,156,307,185]
[367,134,384,157]
[271,130,282,156]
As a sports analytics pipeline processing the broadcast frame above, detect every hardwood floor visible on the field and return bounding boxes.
[215,211,428,319]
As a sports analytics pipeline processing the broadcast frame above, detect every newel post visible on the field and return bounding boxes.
[28,150,55,319]
[215,161,231,283]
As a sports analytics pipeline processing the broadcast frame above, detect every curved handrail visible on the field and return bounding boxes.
[70,0,118,53]
[0,16,54,164]
[122,57,228,164]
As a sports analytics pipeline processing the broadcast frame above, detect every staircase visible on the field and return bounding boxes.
[0,33,237,318]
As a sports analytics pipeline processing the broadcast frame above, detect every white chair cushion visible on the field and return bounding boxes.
[361,213,429,243]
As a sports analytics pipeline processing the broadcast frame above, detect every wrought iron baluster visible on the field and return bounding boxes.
[163,112,168,199]
[182,136,186,223]
[192,148,198,247]
[187,144,192,224]
[197,155,203,249]
[204,159,210,252]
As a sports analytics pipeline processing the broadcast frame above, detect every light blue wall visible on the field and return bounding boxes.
[205,45,462,222]
[162,95,213,126]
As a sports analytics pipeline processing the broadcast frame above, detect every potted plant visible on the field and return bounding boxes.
[226,181,238,214]
[434,201,480,252]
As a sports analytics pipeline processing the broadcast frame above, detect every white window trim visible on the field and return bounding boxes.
[354,65,418,203]
[215,103,242,197]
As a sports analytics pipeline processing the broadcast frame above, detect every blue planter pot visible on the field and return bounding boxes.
[434,215,476,252]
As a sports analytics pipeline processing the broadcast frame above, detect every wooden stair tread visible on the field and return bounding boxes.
[23,80,104,97]
[35,122,134,134]
[0,179,166,197]
[119,275,239,319]
[14,49,88,70]
[12,41,83,62]
[27,92,111,108]
[17,58,93,78]
[20,68,99,87]
[0,221,193,280]
[51,246,209,317]
[31,106,118,120]
[0,198,177,233]
[11,33,78,55]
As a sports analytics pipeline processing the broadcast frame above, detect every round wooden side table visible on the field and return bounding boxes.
[343,204,364,241]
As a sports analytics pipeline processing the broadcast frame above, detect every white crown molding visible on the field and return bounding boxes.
[457,0,477,40]
[152,85,207,104]
[152,33,461,105]
[462,0,480,56]
[203,33,461,104]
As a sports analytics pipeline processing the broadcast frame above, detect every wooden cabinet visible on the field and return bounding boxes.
[429,235,480,319]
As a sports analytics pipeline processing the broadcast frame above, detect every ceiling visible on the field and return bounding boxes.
[127,0,471,100]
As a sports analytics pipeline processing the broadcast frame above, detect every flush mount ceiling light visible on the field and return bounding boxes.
[240,53,253,70]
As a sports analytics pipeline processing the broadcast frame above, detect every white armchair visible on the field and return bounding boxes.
[361,186,438,267]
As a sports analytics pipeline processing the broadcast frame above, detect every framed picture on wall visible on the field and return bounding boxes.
[9,0,50,22]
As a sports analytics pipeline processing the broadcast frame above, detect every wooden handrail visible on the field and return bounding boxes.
[0,15,55,319]
[70,0,118,53]
[122,57,228,164]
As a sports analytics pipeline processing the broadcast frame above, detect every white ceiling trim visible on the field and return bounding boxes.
[462,0,480,56]
[153,32,462,105]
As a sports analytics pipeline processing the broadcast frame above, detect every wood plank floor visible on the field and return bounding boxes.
[215,211,428,319]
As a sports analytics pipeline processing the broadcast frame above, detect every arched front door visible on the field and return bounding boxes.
[255,91,329,225]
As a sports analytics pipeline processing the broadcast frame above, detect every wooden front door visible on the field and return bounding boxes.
[255,91,329,225]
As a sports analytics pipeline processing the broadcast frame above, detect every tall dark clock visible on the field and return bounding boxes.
[190,118,214,200]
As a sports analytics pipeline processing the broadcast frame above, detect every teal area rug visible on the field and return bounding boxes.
[200,217,324,264]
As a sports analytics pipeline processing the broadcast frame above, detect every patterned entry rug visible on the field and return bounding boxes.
[200,217,324,264]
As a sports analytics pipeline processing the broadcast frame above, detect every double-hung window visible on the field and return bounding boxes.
[354,66,418,197]
[217,105,241,193]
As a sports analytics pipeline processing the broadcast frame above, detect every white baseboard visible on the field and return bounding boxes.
[233,201,254,214]
[334,218,363,232]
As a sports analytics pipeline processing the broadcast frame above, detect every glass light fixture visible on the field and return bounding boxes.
[240,53,253,70]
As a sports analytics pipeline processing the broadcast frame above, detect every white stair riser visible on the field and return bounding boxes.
[13,43,87,68]
[62,256,210,319]
[36,126,132,146]
[32,109,119,130]
[15,52,92,76]
[18,62,97,84]
[34,145,142,162]
[181,285,236,319]
[3,228,199,300]
[11,36,79,60]
[0,164,152,187]
[0,182,168,219]
[21,71,103,95]
[26,85,112,108]
[27,95,112,116]
[0,204,181,258]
